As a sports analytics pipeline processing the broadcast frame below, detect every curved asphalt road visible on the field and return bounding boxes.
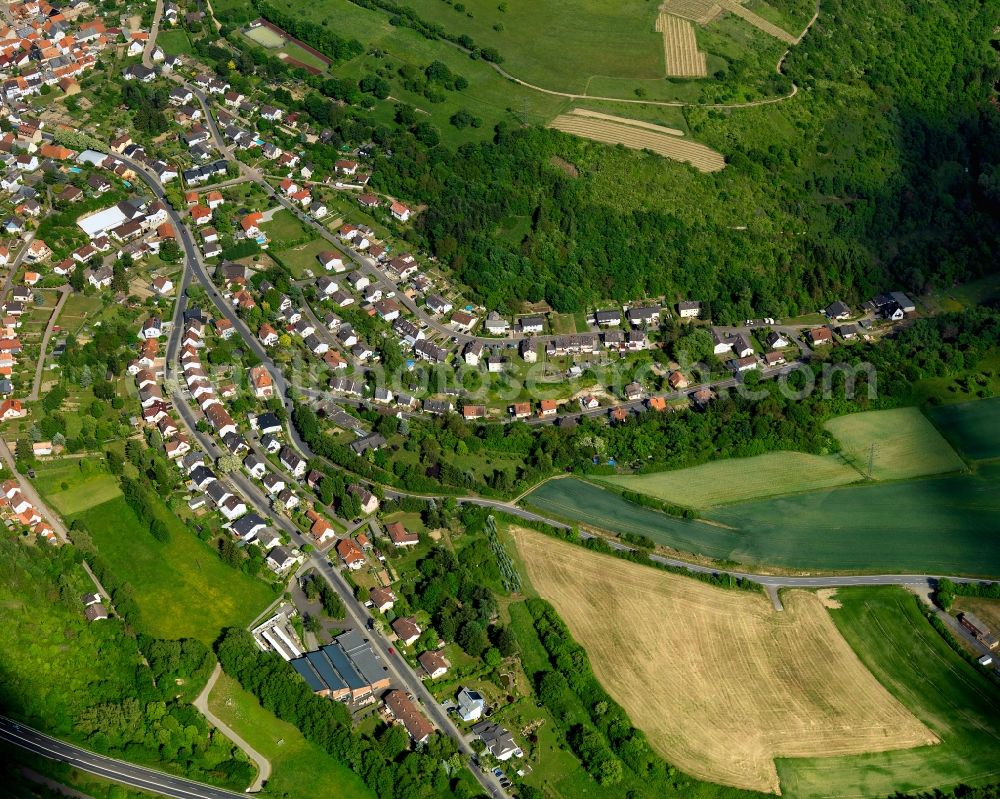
[0,716,248,799]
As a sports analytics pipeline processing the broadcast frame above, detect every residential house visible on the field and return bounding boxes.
[677,300,701,318]
[392,616,422,647]
[386,521,418,547]
[418,650,449,679]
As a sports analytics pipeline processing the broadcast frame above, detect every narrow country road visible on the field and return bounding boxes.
[1,229,37,304]
[193,663,271,792]
[28,286,69,402]
[141,0,163,68]
[0,439,70,542]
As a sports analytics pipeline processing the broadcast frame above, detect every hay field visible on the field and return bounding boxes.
[717,0,796,43]
[777,587,1000,798]
[512,528,934,794]
[569,108,685,136]
[656,13,708,77]
[599,451,861,509]
[824,407,965,480]
[661,0,723,25]
[548,112,725,172]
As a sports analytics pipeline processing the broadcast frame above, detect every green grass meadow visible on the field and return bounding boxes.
[261,209,311,247]
[157,28,194,55]
[273,238,338,278]
[524,468,1000,575]
[824,407,966,480]
[208,671,374,799]
[776,587,1000,798]
[251,0,570,145]
[597,451,862,509]
[72,496,274,642]
[928,396,1000,461]
[32,461,273,643]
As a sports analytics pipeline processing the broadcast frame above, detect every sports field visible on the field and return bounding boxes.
[598,451,861,509]
[512,529,932,794]
[209,671,374,799]
[776,587,1000,798]
[523,467,1000,575]
[928,396,1000,461]
[824,407,966,480]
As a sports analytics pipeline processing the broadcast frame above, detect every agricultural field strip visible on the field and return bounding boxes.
[657,13,708,77]
[512,528,932,794]
[716,0,796,43]
[568,108,685,136]
[598,451,862,509]
[547,116,726,172]
[661,0,723,25]
[927,397,1000,461]
[824,407,967,481]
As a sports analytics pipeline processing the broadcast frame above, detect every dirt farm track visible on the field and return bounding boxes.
[512,528,934,794]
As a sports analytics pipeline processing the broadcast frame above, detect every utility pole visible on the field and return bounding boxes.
[867,442,877,481]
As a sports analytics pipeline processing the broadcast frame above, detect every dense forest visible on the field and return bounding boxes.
[370,0,1000,317]
[209,0,999,320]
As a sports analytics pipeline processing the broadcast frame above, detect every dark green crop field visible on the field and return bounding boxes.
[928,397,1000,461]
[523,468,1000,576]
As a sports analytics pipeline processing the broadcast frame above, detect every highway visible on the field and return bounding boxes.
[0,716,248,799]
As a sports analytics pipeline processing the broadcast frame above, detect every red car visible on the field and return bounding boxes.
[388,647,395,655]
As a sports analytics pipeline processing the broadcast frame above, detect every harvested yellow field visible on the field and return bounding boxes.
[548,115,725,172]
[568,108,684,137]
[661,0,722,25]
[512,528,935,794]
[717,0,796,43]
[656,13,708,77]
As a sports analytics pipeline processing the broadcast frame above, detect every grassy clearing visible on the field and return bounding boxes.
[41,472,120,515]
[157,28,193,55]
[52,481,275,642]
[776,587,1000,798]
[252,0,570,147]
[524,468,1000,575]
[598,451,861,509]
[207,671,374,799]
[824,407,965,480]
[512,529,931,794]
[273,237,337,278]
[262,209,311,246]
[384,0,664,95]
[927,396,1000,461]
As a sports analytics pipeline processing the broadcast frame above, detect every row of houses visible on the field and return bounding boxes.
[0,478,58,544]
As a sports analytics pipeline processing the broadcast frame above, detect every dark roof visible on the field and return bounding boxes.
[256,412,281,429]
[232,513,266,535]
